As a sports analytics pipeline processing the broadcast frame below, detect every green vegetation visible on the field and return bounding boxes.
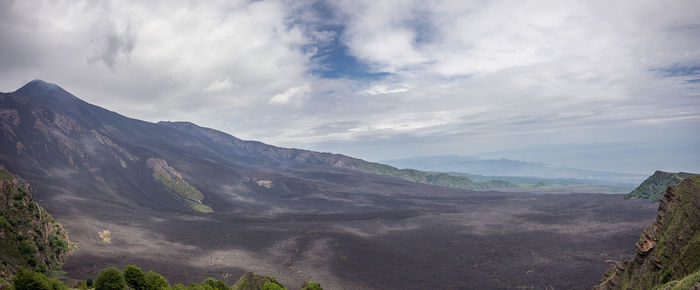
[659,269,700,290]
[184,200,214,214]
[0,168,73,286]
[262,282,286,290]
[301,281,322,290]
[9,267,320,290]
[0,169,14,180]
[597,176,700,289]
[625,171,699,202]
[202,277,230,290]
[12,267,67,290]
[232,272,286,290]
[94,267,125,290]
[144,271,170,289]
[147,158,213,213]
[155,174,204,202]
[123,265,146,290]
[351,162,519,191]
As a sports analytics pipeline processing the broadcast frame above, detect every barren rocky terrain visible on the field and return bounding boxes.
[0,80,658,289]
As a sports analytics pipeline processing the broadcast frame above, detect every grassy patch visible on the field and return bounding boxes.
[0,169,13,180]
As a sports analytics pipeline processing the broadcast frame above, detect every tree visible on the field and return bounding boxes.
[123,265,146,290]
[262,281,286,290]
[94,267,125,290]
[202,278,229,290]
[12,268,51,290]
[143,271,170,290]
[48,278,69,290]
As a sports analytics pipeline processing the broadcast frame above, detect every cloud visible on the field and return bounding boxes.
[270,83,311,105]
[87,21,137,68]
[0,0,699,172]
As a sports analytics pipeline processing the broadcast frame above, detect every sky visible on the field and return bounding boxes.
[1,0,699,174]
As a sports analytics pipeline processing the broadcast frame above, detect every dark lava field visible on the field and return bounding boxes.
[57,187,656,289]
[1,80,658,289]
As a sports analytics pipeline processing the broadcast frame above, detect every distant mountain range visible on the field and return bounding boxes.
[380,155,647,187]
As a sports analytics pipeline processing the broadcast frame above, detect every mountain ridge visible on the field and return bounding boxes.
[381,155,646,186]
[626,171,700,202]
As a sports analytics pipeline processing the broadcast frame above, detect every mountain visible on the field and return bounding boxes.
[0,80,658,289]
[445,172,634,194]
[0,166,72,287]
[626,171,700,202]
[597,176,700,289]
[380,155,646,186]
[157,122,517,191]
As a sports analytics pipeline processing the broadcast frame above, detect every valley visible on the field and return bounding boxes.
[0,80,661,289]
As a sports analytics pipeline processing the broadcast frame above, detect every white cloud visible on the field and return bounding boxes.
[0,0,699,172]
[270,83,311,105]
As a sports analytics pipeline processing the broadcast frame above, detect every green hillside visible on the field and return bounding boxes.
[625,171,699,202]
[353,162,519,191]
[597,176,700,289]
[0,167,73,287]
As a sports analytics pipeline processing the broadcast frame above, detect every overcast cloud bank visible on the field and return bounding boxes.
[1,0,699,173]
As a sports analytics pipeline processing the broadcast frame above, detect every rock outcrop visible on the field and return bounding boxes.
[597,176,700,289]
[0,166,73,287]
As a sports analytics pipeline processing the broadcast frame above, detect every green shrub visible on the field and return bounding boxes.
[262,281,286,290]
[49,233,69,255]
[26,256,37,267]
[122,265,146,290]
[143,271,169,290]
[94,267,125,290]
[12,268,51,290]
[36,264,47,274]
[0,216,11,230]
[302,281,323,290]
[86,278,94,287]
[18,240,34,255]
[48,278,69,290]
[202,277,229,290]
[14,190,26,200]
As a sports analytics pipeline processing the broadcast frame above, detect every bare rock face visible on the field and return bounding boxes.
[597,177,700,289]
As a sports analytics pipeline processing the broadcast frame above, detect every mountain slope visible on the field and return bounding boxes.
[0,80,658,289]
[0,166,72,286]
[597,176,700,289]
[626,171,700,202]
[157,121,517,191]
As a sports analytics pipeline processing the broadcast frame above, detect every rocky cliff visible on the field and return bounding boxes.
[0,166,73,287]
[597,176,700,289]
